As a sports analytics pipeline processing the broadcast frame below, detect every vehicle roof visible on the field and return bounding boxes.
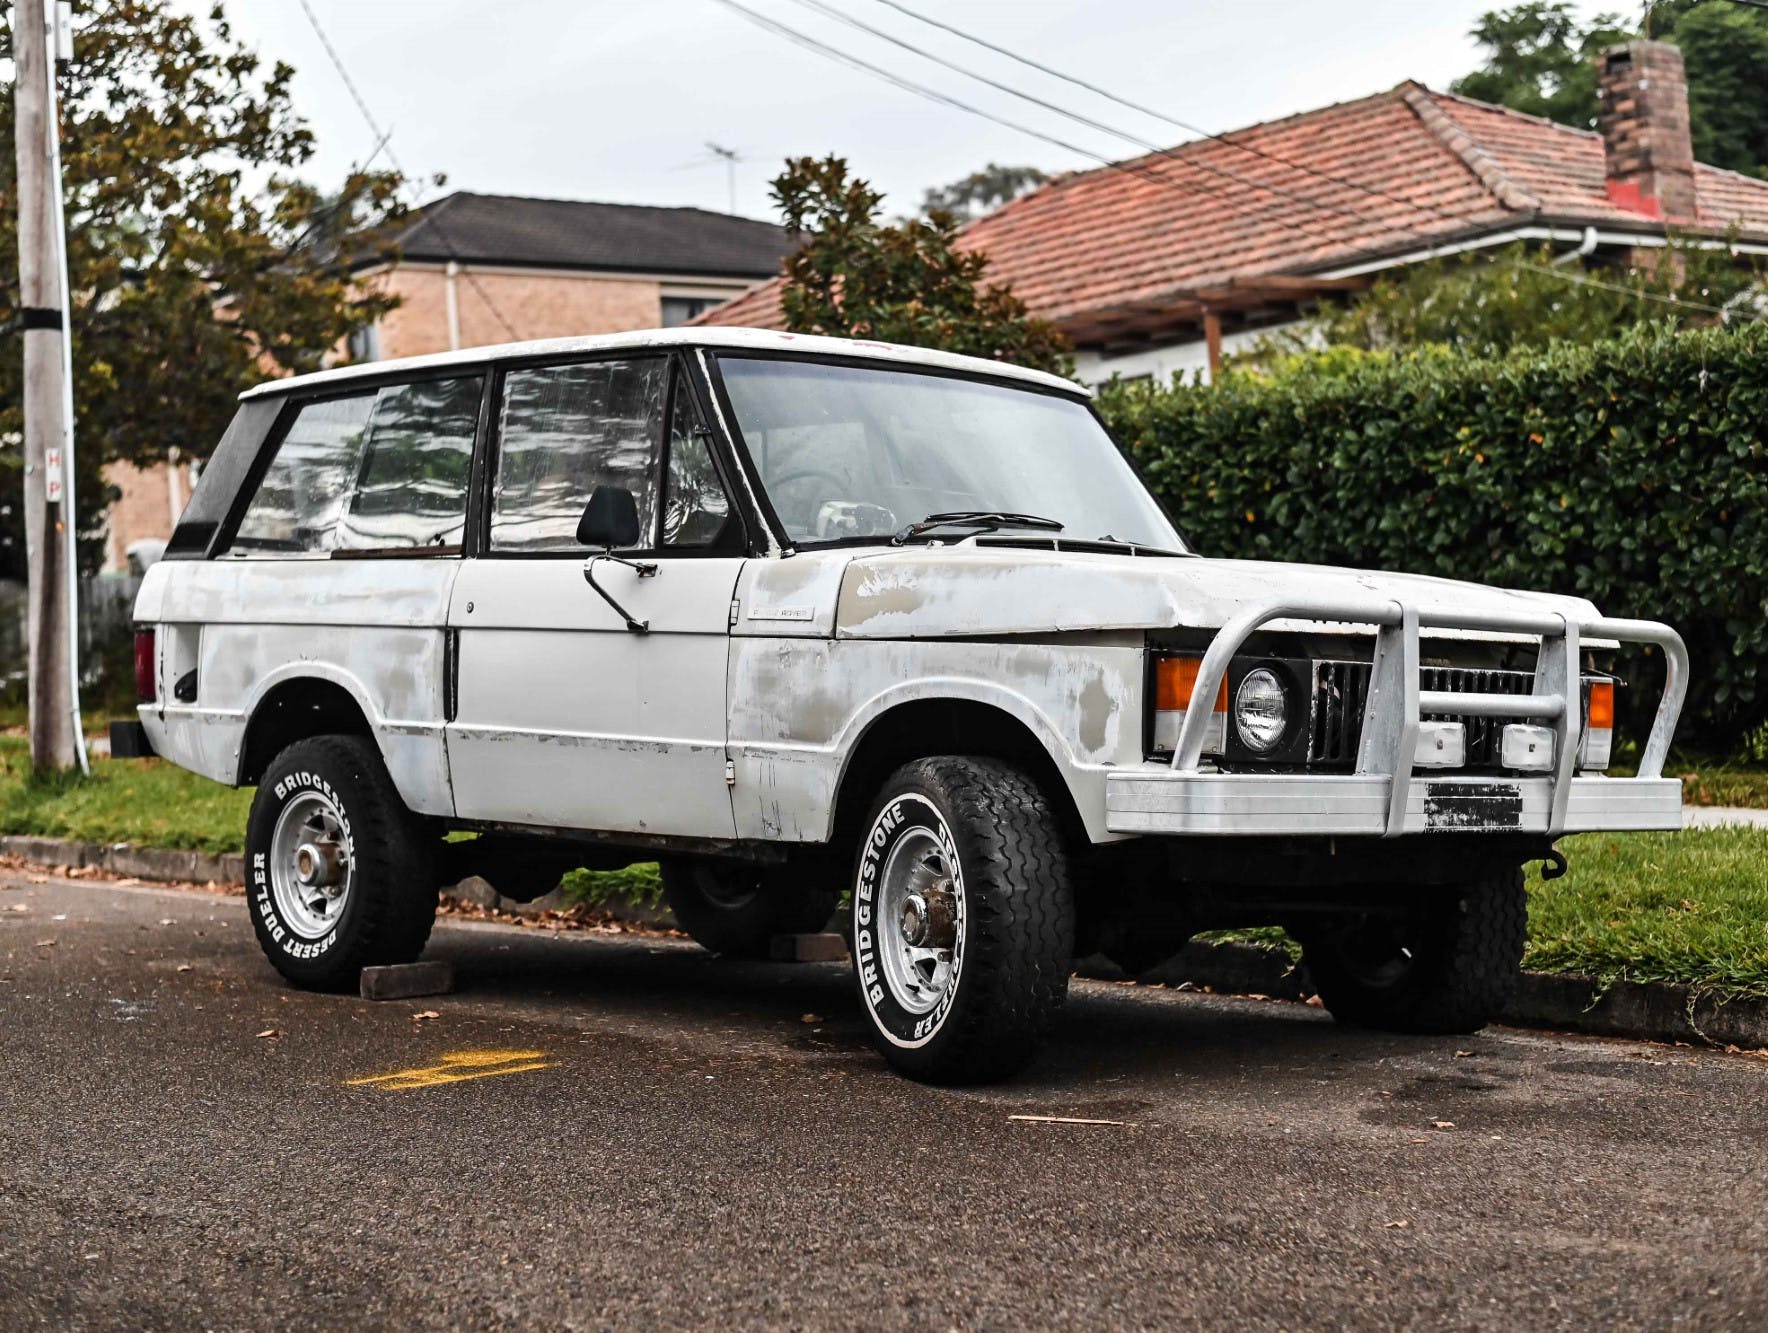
[238,327,1088,401]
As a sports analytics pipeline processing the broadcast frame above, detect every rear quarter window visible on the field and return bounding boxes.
[228,375,482,556]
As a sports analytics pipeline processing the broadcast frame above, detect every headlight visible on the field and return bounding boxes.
[1234,668,1289,752]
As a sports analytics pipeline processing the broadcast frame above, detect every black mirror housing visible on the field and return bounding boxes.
[577,485,642,549]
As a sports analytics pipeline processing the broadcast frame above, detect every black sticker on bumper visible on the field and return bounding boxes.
[1424,781,1524,831]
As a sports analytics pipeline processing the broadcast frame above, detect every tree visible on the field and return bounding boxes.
[1452,2,1768,179]
[772,155,1070,375]
[920,162,1048,220]
[0,0,408,578]
[1283,240,1765,361]
[1450,3,1633,128]
[1653,1,1768,180]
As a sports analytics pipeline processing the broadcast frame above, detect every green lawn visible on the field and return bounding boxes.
[0,737,252,855]
[6,735,1765,996]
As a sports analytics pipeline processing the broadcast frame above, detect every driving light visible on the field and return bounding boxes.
[1234,668,1289,752]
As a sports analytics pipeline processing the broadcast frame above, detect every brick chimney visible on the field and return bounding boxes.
[1597,40,1697,221]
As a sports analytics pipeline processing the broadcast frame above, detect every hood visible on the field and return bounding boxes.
[833,546,1600,640]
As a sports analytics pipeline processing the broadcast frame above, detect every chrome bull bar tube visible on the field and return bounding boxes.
[1169,596,1688,838]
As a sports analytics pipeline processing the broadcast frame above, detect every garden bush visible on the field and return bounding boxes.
[1096,322,1768,751]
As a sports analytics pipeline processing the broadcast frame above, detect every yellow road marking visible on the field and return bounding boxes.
[346,1049,555,1091]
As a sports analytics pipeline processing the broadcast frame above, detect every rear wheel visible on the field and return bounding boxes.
[1300,868,1526,1034]
[246,735,437,990]
[852,756,1074,1084]
[659,860,836,959]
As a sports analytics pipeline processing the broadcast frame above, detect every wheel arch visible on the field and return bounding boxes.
[237,672,377,787]
[828,692,1090,854]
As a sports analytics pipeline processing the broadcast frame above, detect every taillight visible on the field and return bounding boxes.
[134,629,156,704]
[1151,653,1227,756]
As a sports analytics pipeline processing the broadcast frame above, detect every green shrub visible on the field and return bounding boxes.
[1096,322,1768,750]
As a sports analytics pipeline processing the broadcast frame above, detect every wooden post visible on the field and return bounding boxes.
[14,0,79,774]
[1203,307,1223,384]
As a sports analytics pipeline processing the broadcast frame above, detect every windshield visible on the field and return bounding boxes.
[713,356,1184,550]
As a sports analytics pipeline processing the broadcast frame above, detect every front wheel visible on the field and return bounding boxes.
[852,757,1075,1084]
[1300,868,1526,1034]
[246,734,437,990]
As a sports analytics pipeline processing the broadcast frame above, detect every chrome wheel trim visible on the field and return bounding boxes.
[269,791,354,940]
[875,820,966,1017]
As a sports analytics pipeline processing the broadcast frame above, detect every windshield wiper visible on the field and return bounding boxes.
[890,510,1065,546]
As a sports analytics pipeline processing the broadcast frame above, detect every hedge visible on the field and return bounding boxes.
[1095,322,1768,752]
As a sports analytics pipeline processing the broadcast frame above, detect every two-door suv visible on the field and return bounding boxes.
[117,328,1687,1082]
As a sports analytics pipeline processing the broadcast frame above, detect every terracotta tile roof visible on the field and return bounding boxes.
[695,82,1768,340]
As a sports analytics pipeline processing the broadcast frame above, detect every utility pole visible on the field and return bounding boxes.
[13,0,81,774]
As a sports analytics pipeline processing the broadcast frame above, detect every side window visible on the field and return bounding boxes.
[340,377,482,550]
[490,359,668,552]
[230,376,480,555]
[661,378,732,548]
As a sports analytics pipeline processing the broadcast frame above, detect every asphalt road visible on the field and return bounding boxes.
[2,869,1765,1330]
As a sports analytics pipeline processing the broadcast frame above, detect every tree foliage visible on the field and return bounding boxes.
[1452,1,1768,179]
[771,155,1070,375]
[1098,322,1768,749]
[1451,2,1632,128]
[1285,240,1766,359]
[0,0,408,576]
[920,162,1048,220]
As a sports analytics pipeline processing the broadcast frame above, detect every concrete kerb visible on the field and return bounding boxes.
[4,833,1764,1051]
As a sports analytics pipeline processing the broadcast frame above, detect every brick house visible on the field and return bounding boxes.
[102,192,792,570]
[699,41,1768,386]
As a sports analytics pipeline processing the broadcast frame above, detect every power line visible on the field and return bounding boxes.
[784,0,1381,231]
[715,0,1733,319]
[868,0,1470,232]
[295,0,522,343]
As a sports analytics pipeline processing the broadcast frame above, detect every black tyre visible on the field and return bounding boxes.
[659,860,836,959]
[1300,868,1526,1034]
[851,757,1075,1084]
[246,734,437,990]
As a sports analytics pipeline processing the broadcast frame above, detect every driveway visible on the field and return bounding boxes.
[1,870,1764,1328]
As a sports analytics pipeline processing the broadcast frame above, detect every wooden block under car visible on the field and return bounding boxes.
[359,960,455,1001]
[769,932,850,963]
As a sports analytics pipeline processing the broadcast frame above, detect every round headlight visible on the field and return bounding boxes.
[1234,668,1289,752]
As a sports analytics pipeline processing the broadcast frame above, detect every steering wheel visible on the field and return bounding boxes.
[765,465,852,532]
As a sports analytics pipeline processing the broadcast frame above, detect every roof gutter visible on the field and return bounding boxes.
[1315,221,1768,281]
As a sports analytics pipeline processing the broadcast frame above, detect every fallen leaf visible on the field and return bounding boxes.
[50,914,67,921]
[799,1013,823,1024]
[256,1028,280,1040]
[1409,1136,1431,1144]
[1431,1119,1455,1131]
[1384,1220,1411,1230]
[411,1010,440,1022]
[1454,1050,1474,1058]
[176,964,193,973]
[4,904,27,913]
[158,918,176,927]
[1304,994,1324,1007]
[32,939,55,948]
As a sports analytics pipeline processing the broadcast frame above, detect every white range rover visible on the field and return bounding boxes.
[116,328,1687,1082]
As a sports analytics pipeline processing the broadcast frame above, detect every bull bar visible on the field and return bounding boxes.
[1104,596,1688,839]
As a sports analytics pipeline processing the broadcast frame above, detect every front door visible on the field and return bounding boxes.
[446,355,746,838]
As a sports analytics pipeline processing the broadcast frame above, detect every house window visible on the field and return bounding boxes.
[660,295,720,328]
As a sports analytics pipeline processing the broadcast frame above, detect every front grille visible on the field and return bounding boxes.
[1310,662,1535,768]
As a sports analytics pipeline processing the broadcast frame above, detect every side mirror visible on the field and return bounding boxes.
[577,485,641,549]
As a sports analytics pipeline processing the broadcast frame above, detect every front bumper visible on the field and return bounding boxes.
[1106,771,1683,837]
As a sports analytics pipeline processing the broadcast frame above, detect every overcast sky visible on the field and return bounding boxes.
[191,0,1620,221]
